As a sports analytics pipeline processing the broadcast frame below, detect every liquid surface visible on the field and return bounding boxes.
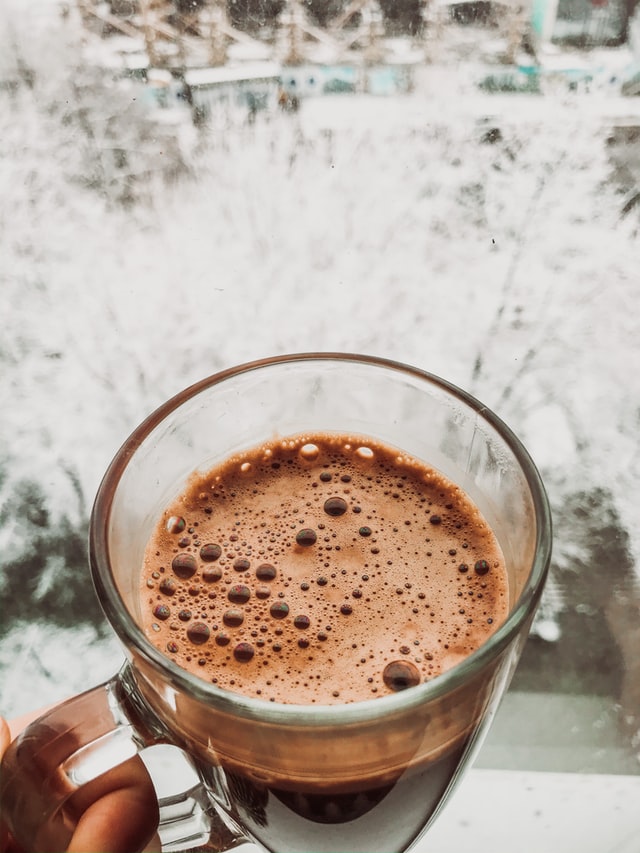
[140,433,507,704]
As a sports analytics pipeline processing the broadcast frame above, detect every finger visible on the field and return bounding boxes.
[66,756,159,853]
[2,707,158,853]
[8,703,62,741]
[1,718,19,852]
[1,702,69,853]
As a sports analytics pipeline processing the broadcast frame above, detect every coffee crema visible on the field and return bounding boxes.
[140,433,507,704]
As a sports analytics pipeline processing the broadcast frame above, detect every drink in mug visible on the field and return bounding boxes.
[140,432,508,701]
[0,355,551,853]
[137,432,508,850]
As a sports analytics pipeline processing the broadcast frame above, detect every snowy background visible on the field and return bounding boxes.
[1,0,639,773]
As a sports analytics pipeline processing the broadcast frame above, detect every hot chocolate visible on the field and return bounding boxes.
[139,433,507,705]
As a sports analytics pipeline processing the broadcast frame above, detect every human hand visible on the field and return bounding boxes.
[0,710,159,853]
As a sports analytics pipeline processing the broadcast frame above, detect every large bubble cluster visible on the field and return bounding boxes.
[140,433,507,704]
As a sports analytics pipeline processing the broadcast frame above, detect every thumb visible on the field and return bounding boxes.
[0,717,10,756]
[1,716,21,852]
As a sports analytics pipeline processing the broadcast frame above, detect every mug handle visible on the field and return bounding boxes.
[0,666,247,852]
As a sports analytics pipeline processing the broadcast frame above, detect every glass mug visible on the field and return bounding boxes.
[0,354,552,853]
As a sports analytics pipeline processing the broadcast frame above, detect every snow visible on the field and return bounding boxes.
[185,61,282,86]
[0,2,639,768]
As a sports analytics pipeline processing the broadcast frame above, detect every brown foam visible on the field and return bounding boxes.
[139,433,507,704]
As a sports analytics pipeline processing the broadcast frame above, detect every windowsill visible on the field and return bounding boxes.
[419,767,640,853]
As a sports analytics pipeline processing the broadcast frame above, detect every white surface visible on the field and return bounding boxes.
[420,769,640,853]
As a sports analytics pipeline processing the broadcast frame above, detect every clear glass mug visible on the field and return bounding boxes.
[0,354,552,853]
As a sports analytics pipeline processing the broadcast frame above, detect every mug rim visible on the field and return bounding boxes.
[89,352,552,725]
